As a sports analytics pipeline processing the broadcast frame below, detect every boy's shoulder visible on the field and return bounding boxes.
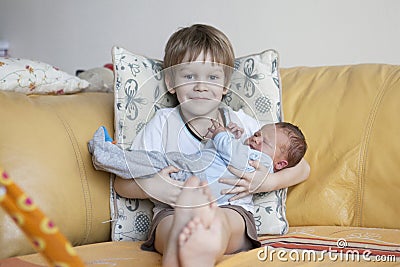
[153,107,180,119]
[142,108,180,130]
[155,107,175,115]
[220,106,257,121]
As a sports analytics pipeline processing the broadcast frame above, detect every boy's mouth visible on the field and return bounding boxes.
[190,97,211,100]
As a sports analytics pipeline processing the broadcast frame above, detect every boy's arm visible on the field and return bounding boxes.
[114,167,183,205]
[255,158,310,192]
[220,158,310,200]
[114,177,148,199]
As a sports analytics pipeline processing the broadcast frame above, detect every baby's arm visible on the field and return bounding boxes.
[209,120,257,171]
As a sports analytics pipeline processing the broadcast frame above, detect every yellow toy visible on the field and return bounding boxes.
[0,167,85,267]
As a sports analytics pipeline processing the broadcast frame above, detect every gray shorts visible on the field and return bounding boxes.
[141,204,261,252]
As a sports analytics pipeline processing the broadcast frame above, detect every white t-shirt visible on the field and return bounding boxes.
[131,106,260,154]
[130,105,261,213]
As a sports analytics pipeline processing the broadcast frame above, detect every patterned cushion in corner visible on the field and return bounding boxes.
[0,57,88,94]
[110,46,288,241]
[109,176,154,241]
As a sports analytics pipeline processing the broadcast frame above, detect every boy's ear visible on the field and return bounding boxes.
[274,160,288,171]
[165,73,176,94]
[222,83,230,95]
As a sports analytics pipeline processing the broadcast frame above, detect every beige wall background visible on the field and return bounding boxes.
[1,0,399,74]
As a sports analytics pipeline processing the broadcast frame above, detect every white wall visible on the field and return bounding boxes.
[1,0,400,74]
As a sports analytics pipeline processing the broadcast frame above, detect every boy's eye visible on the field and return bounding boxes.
[184,74,194,80]
[209,75,219,80]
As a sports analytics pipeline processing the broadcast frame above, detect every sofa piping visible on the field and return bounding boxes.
[356,66,398,227]
[47,103,93,244]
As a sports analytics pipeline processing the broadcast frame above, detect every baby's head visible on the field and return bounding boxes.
[163,24,235,87]
[245,122,307,171]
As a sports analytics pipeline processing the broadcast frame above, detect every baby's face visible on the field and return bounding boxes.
[244,124,288,160]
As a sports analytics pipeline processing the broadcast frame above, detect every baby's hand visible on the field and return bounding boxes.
[208,120,244,139]
[208,119,227,139]
[226,122,244,139]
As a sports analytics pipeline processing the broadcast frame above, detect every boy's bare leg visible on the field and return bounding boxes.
[155,176,217,267]
[178,207,254,267]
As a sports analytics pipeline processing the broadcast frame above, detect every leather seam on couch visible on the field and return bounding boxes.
[355,67,397,227]
[49,102,93,244]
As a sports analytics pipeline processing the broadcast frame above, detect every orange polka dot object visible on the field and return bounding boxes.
[0,168,85,267]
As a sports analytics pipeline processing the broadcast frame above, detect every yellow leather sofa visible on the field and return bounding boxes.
[0,64,399,266]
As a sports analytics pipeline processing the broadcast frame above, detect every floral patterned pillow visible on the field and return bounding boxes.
[110,46,288,241]
[0,58,89,94]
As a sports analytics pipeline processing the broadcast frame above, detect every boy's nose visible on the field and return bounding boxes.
[194,82,208,91]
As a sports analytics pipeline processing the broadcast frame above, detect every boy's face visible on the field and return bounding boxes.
[244,124,289,170]
[165,51,228,117]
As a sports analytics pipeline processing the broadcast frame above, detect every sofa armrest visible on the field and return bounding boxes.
[0,92,114,259]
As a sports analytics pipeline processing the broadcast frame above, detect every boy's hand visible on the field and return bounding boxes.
[134,166,184,205]
[218,160,271,200]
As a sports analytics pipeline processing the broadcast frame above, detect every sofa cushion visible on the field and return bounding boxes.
[9,226,400,266]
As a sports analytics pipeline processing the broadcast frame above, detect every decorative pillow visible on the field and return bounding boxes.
[112,46,178,150]
[0,58,89,94]
[224,50,282,125]
[110,46,287,241]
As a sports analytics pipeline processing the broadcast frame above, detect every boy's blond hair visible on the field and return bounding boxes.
[163,24,235,83]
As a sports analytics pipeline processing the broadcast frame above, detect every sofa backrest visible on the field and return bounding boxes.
[0,92,114,259]
[281,64,400,229]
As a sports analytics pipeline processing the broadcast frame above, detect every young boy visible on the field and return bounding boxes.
[89,120,307,266]
[108,24,310,267]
